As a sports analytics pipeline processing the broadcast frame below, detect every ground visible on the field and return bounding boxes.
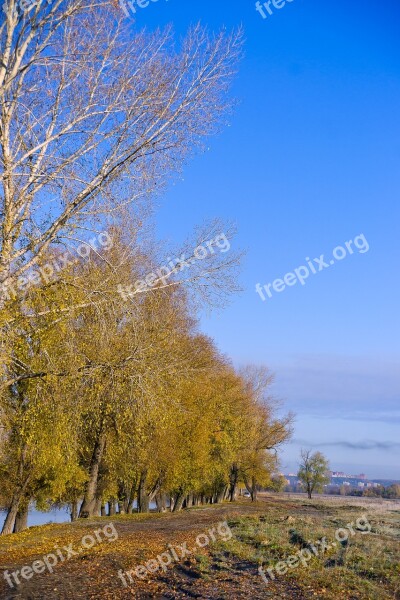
[0,495,399,599]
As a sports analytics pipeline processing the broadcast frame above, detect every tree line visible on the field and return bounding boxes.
[0,229,292,534]
[0,1,292,535]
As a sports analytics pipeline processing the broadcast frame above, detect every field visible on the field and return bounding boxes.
[0,495,399,599]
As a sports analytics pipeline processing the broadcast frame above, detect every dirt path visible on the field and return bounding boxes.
[0,500,318,600]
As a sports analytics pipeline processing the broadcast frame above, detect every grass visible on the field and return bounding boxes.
[0,496,399,599]
[210,499,400,599]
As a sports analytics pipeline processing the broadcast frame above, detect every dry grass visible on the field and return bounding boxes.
[213,497,400,599]
[0,497,399,599]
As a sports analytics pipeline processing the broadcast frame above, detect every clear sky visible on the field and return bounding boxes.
[126,0,400,479]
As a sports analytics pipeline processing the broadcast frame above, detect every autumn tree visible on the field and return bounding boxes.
[298,450,330,499]
[0,0,242,300]
[0,253,92,533]
[0,1,296,532]
[0,0,243,530]
[0,0,243,408]
[232,367,292,502]
[268,474,288,493]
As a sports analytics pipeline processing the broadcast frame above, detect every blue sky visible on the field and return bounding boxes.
[127,0,400,479]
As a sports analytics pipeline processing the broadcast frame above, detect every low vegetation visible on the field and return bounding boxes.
[0,496,398,599]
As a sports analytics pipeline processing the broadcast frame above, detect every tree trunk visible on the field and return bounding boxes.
[93,497,102,516]
[127,496,135,514]
[101,503,107,517]
[172,491,185,512]
[79,431,106,518]
[1,446,30,535]
[243,474,257,502]
[118,482,129,513]
[251,477,258,502]
[1,495,21,535]
[137,472,150,513]
[108,499,117,516]
[155,492,167,512]
[125,480,137,514]
[216,486,227,504]
[70,500,79,522]
[13,504,29,533]
[229,464,239,501]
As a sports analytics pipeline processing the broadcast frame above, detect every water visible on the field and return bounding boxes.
[0,508,71,530]
[0,501,158,530]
